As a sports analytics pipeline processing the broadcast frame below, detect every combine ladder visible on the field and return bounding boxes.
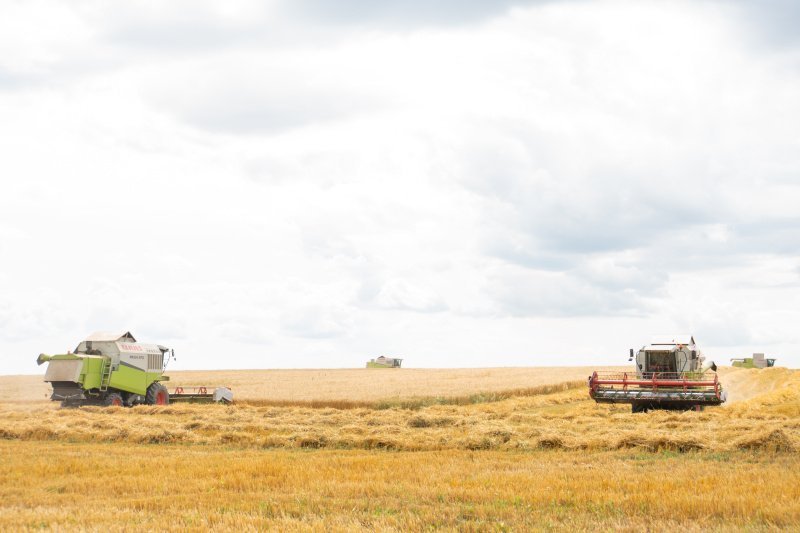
[99,357,113,392]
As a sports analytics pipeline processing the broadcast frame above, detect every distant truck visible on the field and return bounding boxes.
[367,356,403,368]
[731,353,776,369]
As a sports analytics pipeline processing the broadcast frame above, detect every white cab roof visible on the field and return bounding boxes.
[650,335,695,346]
[84,331,137,342]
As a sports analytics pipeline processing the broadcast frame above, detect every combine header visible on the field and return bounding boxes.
[171,386,233,404]
[589,336,726,412]
[37,331,233,407]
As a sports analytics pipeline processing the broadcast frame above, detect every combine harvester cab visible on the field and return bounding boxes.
[588,336,726,413]
[37,331,232,407]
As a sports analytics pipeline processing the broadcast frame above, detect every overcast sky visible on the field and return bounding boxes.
[1,0,799,374]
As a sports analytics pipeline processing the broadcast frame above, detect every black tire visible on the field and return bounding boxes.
[104,393,124,407]
[125,394,145,407]
[146,382,169,405]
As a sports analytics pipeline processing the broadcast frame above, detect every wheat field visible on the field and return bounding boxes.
[0,365,798,530]
[0,366,620,403]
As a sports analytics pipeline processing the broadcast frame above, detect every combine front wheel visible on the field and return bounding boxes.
[103,393,124,407]
[146,383,170,405]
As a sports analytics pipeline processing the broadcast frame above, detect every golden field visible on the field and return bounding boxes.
[2,442,799,531]
[0,366,619,403]
[1,366,799,530]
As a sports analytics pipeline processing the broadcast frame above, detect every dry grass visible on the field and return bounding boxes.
[0,365,798,530]
[0,366,622,403]
[1,441,799,531]
[1,368,798,453]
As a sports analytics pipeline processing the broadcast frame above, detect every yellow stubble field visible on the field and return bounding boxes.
[0,366,617,403]
[1,366,799,531]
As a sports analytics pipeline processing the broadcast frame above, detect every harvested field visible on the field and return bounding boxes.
[1,367,798,452]
[2,442,799,531]
[0,365,798,530]
[0,366,622,403]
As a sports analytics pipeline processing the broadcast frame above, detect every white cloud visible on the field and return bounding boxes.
[1,0,800,373]
[281,305,352,339]
[374,278,447,312]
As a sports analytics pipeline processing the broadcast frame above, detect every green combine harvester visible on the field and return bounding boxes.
[731,353,776,369]
[37,331,232,407]
[366,356,403,368]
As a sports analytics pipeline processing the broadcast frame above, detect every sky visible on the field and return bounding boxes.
[1,0,799,374]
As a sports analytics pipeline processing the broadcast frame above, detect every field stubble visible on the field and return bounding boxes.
[2,441,799,531]
[1,367,798,453]
[1,366,799,530]
[0,366,617,403]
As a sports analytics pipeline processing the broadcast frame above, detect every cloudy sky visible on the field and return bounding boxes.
[1,0,799,374]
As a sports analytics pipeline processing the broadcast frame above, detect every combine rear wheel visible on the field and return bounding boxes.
[103,393,124,407]
[146,383,169,405]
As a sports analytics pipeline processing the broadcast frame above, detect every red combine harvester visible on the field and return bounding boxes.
[589,336,726,413]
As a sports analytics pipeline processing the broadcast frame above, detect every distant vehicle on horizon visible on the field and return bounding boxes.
[731,353,776,369]
[367,356,403,368]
